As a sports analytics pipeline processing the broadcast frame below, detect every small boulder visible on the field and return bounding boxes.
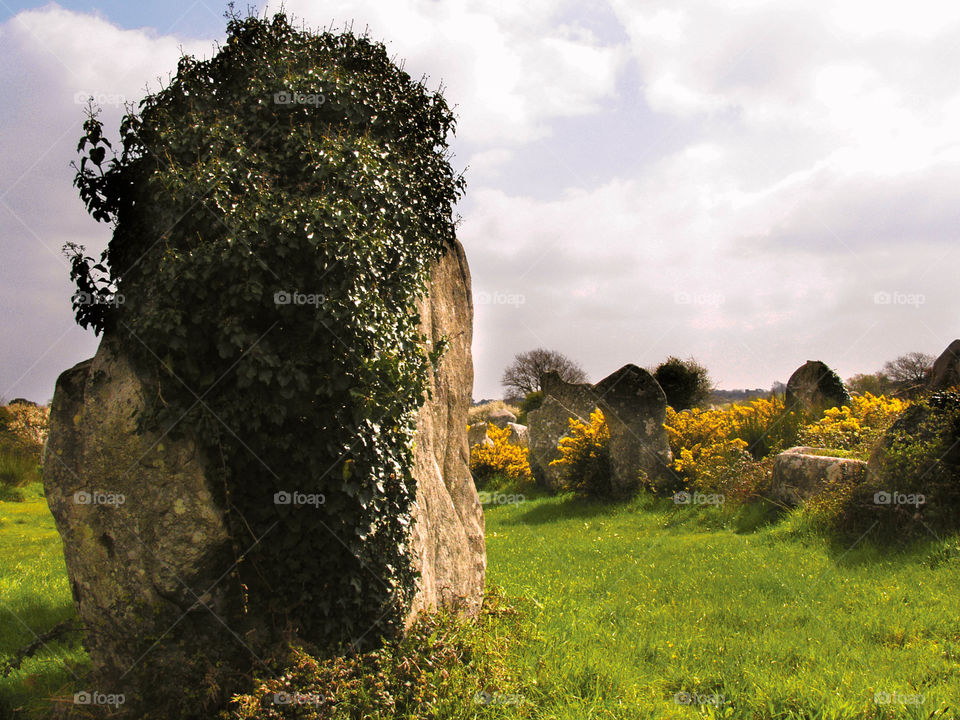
[785,360,850,413]
[929,339,960,391]
[504,422,528,448]
[771,446,867,505]
[486,408,517,429]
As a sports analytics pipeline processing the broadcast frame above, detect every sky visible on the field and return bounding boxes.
[1,0,958,404]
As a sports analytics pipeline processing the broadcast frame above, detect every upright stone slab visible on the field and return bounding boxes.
[593,364,673,496]
[527,372,598,489]
[43,339,239,707]
[785,360,850,413]
[527,366,672,494]
[929,339,960,391]
[42,238,484,717]
[408,239,485,617]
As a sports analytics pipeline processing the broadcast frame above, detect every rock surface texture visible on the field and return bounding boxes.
[43,238,484,716]
[593,365,673,496]
[785,360,851,413]
[527,366,672,494]
[771,446,868,505]
[929,339,960,391]
[485,408,517,429]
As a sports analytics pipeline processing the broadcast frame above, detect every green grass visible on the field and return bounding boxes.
[2,480,959,719]
[0,483,87,719]
[484,493,960,719]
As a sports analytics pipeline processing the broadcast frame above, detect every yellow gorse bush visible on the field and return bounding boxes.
[551,408,609,469]
[664,396,794,492]
[469,424,532,483]
[799,392,907,450]
[550,408,612,496]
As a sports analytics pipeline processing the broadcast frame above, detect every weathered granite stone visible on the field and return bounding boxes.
[409,239,486,618]
[593,364,673,496]
[504,422,528,449]
[771,446,868,505]
[527,367,672,494]
[785,360,850,413]
[929,339,960,391]
[43,238,484,717]
[527,373,597,489]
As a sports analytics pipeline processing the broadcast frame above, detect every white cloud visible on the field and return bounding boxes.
[0,6,213,402]
[283,0,627,144]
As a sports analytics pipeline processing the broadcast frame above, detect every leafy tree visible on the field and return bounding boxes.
[847,371,893,396]
[654,356,714,411]
[516,390,543,424]
[501,348,586,401]
[883,352,935,394]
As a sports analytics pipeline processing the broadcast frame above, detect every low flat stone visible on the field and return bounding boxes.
[771,446,867,505]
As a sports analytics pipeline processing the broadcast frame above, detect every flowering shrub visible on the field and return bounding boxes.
[550,409,612,496]
[3,403,50,447]
[799,393,907,451]
[470,424,532,485]
[663,398,794,493]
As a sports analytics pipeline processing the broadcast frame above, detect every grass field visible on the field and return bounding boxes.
[1,487,959,718]
[0,483,87,719]
[482,493,960,719]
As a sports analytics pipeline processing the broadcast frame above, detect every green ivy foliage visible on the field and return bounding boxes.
[69,10,464,654]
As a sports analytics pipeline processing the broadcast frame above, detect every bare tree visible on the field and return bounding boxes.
[501,348,587,401]
[883,352,935,388]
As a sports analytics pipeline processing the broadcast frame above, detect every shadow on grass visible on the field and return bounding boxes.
[505,493,630,526]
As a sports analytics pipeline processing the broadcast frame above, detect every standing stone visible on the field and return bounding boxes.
[527,373,597,489]
[593,364,673,496]
[42,238,483,717]
[929,339,960,391]
[409,239,485,617]
[527,367,673,495]
[785,360,850,413]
